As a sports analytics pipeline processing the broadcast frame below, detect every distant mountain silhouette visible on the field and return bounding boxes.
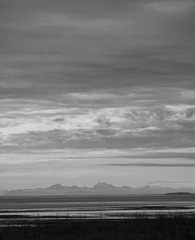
[3,183,195,196]
[47,184,65,190]
[93,182,117,190]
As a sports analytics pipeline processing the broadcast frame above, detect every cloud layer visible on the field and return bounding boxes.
[0,101,195,149]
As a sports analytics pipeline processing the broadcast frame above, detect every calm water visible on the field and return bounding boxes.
[0,195,195,225]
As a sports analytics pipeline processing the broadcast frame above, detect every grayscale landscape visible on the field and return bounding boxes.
[0,0,195,239]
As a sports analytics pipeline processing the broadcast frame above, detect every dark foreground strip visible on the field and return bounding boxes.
[0,216,195,240]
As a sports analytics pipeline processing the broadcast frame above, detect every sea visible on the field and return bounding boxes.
[0,195,195,226]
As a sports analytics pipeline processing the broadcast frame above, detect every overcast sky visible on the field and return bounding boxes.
[0,0,195,189]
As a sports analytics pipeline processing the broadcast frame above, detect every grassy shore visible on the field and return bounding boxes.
[0,216,195,240]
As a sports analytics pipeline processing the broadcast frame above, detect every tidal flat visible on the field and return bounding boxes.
[0,195,195,239]
[0,217,195,240]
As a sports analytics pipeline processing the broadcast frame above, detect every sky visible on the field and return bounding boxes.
[0,0,195,189]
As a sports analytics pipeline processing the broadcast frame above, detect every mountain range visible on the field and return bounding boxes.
[2,183,195,196]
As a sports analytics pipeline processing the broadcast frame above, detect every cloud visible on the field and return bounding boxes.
[1,0,195,101]
[0,92,195,150]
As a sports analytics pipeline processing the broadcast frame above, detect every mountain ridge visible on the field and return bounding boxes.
[2,182,195,196]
